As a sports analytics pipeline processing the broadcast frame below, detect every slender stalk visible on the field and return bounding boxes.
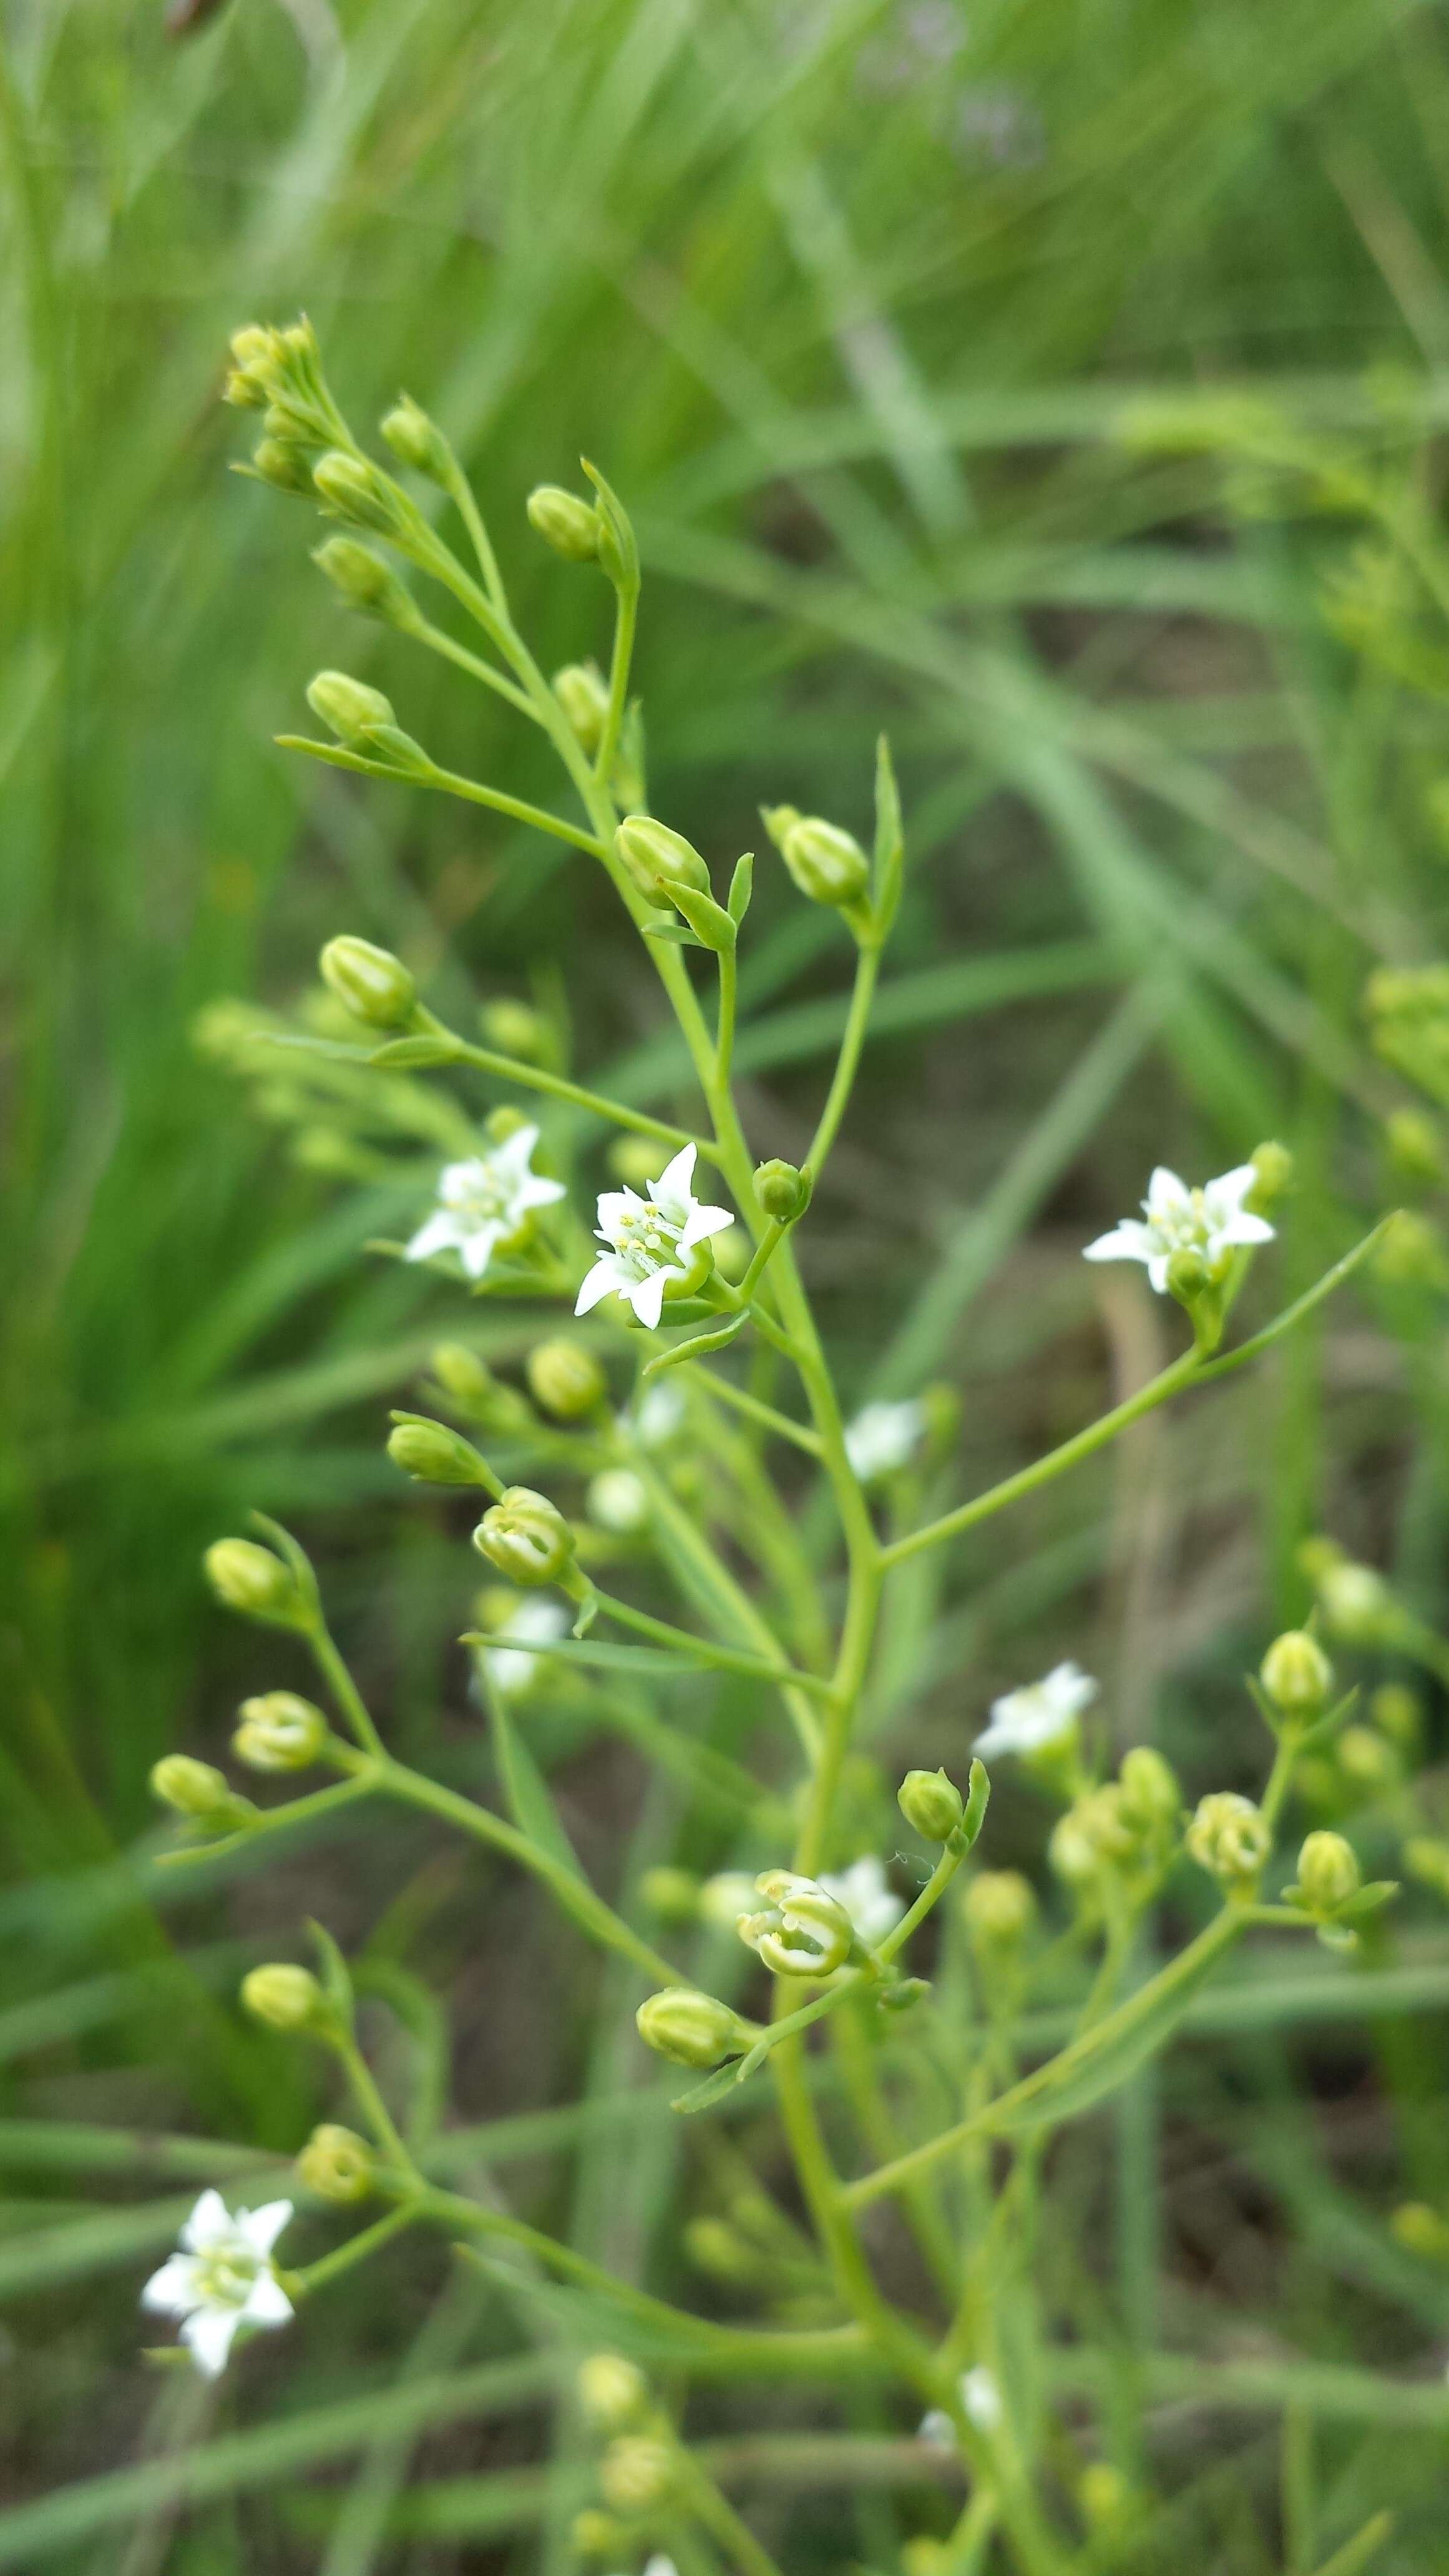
[445,1033,716,1159]
[287,2202,422,2297]
[587,1584,834,1700]
[308,1625,386,1760]
[805,941,881,1176]
[595,578,638,791]
[410,614,537,718]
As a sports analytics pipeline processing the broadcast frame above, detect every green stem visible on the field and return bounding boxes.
[275,736,608,857]
[595,579,638,791]
[410,614,537,718]
[286,2202,422,2296]
[688,1373,822,1456]
[307,1626,386,1760]
[805,942,881,1176]
[716,940,738,1091]
[333,2028,416,2177]
[587,1586,834,1700]
[876,1835,971,1965]
[444,1033,716,1161]
[440,459,508,617]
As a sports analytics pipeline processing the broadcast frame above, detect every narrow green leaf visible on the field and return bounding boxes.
[726,851,754,924]
[485,1696,587,1885]
[642,1309,749,1377]
[642,920,706,948]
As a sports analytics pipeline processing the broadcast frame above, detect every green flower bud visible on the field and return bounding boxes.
[897,1767,965,1842]
[230,322,282,383]
[306,670,397,745]
[1049,1810,1103,1890]
[312,537,416,625]
[1405,1836,1449,1901]
[1079,2464,1133,2531]
[599,2434,676,2513]
[380,394,452,482]
[251,438,315,495]
[472,1486,575,1586]
[296,2122,375,2204]
[684,2214,755,2281]
[1374,1209,1449,1289]
[1316,1561,1395,1645]
[240,1964,328,2033]
[1385,1109,1447,1187]
[1259,1629,1333,1720]
[754,1158,812,1222]
[1247,1139,1293,1210]
[1370,1683,1421,1753]
[1335,1724,1401,1796]
[203,1537,301,1625]
[1186,1790,1272,1884]
[525,1339,607,1422]
[635,1986,748,2069]
[233,1691,328,1773]
[319,935,417,1028]
[638,1865,700,1923]
[1165,1245,1212,1307]
[552,661,610,755]
[525,484,602,561]
[1118,1745,1181,1831]
[607,1134,663,1192]
[313,447,407,536]
[1293,1830,1361,1913]
[1390,2201,1449,2261]
[480,998,549,1062]
[1073,1783,1139,1864]
[764,806,871,907]
[962,1869,1036,1949]
[150,1755,237,1822]
[585,1468,649,1534]
[577,2352,648,2431]
[387,1413,492,1486]
[738,1871,855,1977]
[615,814,711,901]
[429,1342,507,1408]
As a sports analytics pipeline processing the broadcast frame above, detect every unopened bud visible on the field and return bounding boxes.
[1259,1629,1333,1720]
[380,395,452,482]
[240,1964,328,2033]
[1165,1246,1211,1307]
[1079,2464,1132,2530]
[764,807,870,907]
[525,1339,607,1421]
[312,537,416,626]
[754,1158,812,1222]
[962,1869,1036,1948]
[577,2353,647,2431]
[319,935,417,1028]
[313,448,407,536]
[1385,1109,1447,1186]
[526,484,602,560]
[472,1486,575,1586]
[1370,1684,1421,1753]
[204,1538,302,1625]
[480,998,548,1061]
[1390,2201,1449,2261]
[897,1767,964,1842]
[1186,1791,1272,1884]
[306,670,397,745]
[636,1987,747,2069]
[233,1692,328,1772]
[387,1414,492,1486]
[599,2434,675,2513]
[615,814,711,900]
[1247,1140,1293,1210]
[1118,1745,1180,1831]
[296,2122,374,2203]
[1315,1559,1394,1644]
[150,1755,239,1823]
[1294,1830,1361,1913]
[639,1866,700,1923]
[251,438,315,495]
[586,1469,649,1534]
[1405,1837,1449,1900]
[571,2511,627,2558]
[1335,1724,1401,1796]
[552,661,610,754]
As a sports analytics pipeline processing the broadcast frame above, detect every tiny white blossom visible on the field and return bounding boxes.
[140,2190,293,2378]
[1083,1163,1273,1295]
[973,1662,1098,1762]
[918,2407,955,2451]
[479,1598,570,1699]
[575,1144,733,1331]
[587,1468,650,1534]
[844,1398,926,1482]
[631,1381,686,1448]
[963,2363,1004,2431]
[819,1855,905,1948]
[404,1126,565,1282]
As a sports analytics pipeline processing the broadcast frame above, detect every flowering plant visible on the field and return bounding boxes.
[135,320,1432,2572]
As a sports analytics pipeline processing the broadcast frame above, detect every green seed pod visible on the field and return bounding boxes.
[1118,1745,1180,1831]
[380,394,452,482]
[962,1869,1036,1949]
[312,537,416,626]
[577,2353,648,2431]
[313,447,408,535]
[150,1755,236,1822]
[1294,1830,1361,1913]
[387,1414,492,1486]
[897,1767,965,1842]
[764,807,871,907]
[526,484,602,561]
[615,814,711,900]
[203,1537,301,1625]
[296,2122,374,2204]
[233,1691,328,1773]
[472,1486,575,1586]
[599,2434,676,2513]
[635,1986,746,2069]
[319,935,417,1028]
[306,670,397,745]
[552,661,610,755]
[240,1964,328,2033]
[1186,1790,1272,1884]
[1259,1629,1333,1720]
[525,1339,607,1422]
[754,1157,812,1222]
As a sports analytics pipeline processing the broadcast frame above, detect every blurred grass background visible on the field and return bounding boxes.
[6,0,1449,2566]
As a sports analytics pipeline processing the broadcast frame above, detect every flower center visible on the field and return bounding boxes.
[1154,1191,1208,1251]
[612,1202,682,1276]
[449,1166,514,1227]
[195,2248,261,2310]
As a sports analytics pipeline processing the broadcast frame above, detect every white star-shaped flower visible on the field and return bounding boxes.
[819,1855,905,1948]
[844,1398,926,1482]
[478,1598,570,1699]
[140,2190,294,2377]
[575,1144,733,1330]
[404,1126,565,1282]
[973,1661,1098,1762]
[1083,1164,1273,1295]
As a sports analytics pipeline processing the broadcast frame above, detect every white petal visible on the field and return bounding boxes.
[1219,1210,1274,1248]
[142,2255,201,2317]
[490,1124,542,1176]
[680,1201,735,1250]
[576,1256,625,1316]
[1083,1222,1154,1266]
[650,1143,698,1214]
[628,1272,667,1330]
[437,1159,487,1202]
[240,2200,295,2258]
[180,2190,230,2253]
[182,2305,242,2378]
[517,1171,567,1211]
[1144,1166,1189,1220]
[458,1223,502,1281]
[242,2270,294,2326]
[1203,1163,1259,1214]
[404,1211,462,1266]
[594,1188,641,1242]
[1145,1254,1173,1294]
